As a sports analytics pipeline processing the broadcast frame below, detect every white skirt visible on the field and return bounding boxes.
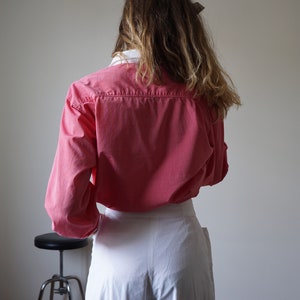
[86,200,215,300]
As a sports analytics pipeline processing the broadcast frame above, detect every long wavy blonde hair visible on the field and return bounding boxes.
[113,0,241,118]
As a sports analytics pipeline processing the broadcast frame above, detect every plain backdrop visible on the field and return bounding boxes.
[0,0,299,299]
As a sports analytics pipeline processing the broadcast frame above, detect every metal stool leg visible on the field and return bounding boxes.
[50,274,59,300]
[38,279,49,300]
[66,281,72,300]
[38,276,59,300]
[65,275,85,300]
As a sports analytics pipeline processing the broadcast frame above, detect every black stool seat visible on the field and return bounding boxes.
[35,232,89,300]
[35,232,89,250]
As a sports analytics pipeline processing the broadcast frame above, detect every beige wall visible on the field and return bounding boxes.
[0,0,299,299]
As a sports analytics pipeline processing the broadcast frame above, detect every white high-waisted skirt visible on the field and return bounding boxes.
[85,200,215,300]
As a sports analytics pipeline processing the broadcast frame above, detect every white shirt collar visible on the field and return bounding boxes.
[110,49,140,66]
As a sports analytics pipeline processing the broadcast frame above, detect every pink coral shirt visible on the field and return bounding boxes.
[45,50,228,238]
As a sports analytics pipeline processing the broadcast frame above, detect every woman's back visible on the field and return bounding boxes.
[46,50,228,228]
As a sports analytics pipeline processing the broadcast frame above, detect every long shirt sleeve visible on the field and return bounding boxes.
[45,88,100,238]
